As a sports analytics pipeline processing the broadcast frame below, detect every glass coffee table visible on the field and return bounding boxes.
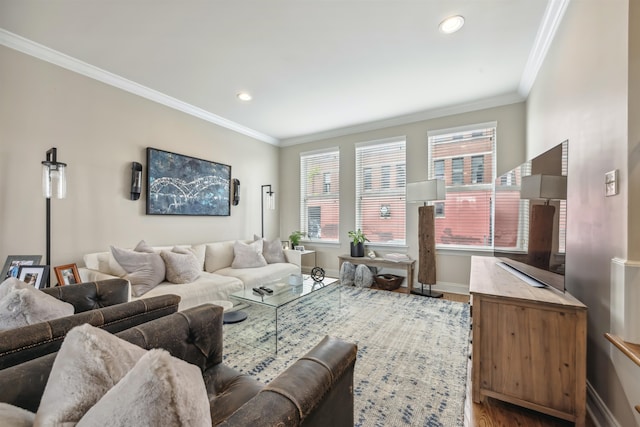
[228,275,339,353]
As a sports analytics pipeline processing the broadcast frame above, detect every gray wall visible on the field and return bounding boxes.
[0,45,280,270]
[527,1,639,425]
[278,102,526,291]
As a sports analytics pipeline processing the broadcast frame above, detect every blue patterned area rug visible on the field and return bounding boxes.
[223,285,470,427]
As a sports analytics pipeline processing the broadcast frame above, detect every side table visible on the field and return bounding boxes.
[337,255,416,293]
[287,250,316,273]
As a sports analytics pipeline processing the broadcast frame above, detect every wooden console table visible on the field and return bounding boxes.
[338,255,415,293]
[470,256,587,426]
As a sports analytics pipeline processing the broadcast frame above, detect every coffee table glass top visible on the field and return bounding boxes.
[230,275,338,308]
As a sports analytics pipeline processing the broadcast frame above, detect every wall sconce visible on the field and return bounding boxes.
[131,162,142,200]
[261,184,275,237]
[42,147,67,287]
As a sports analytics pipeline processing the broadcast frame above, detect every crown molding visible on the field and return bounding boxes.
[279,92,524,146]
[518,0,570,97]
[0,29,279,146]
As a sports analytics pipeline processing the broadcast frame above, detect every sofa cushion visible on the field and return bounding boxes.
[160,248,200,284]
[111,242,166,297]
[0,402,35,427]
[133,273,243,311]
[0,278,74,331]
[232,240,267,269]
[35,324,147,426]
[217,263,300,289]
[77,349,211,427]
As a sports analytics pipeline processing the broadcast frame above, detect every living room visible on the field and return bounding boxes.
[1,1,639,426]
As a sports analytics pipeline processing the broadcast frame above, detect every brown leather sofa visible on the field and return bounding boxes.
[0,278,180,370]
[0,304,358,426]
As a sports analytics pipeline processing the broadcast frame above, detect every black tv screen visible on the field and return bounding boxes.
[493,140,568,292]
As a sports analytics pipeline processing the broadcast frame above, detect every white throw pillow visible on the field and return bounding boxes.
[110,241,166,297]
[0,402,35,427]
[231,240,267,269]
[76,349,212,427]
[0,278,74,331]
[262,237,287,264]
[160,248,200,284]
[34,324,147,426]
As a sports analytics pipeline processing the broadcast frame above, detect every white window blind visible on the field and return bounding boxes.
[428,125,496,248]
[300,149,339,242]
[355,138,406,245]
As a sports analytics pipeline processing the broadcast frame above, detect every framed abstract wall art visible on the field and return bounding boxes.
[146,148,231,216]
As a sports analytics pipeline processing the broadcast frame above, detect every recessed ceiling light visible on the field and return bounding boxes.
[237,92,252,101]
[439,15,465,34]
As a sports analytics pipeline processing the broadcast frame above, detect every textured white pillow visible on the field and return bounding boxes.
[34,324,147,426]
[263,238,287,264]
[231,240,267,269]
[110,242,166,297]
[0,402,35,427]
[0,279,74,331]
[160,248,200,284]
[77,349,212,427]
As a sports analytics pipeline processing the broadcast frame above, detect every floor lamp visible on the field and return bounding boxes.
[520,174,567,270]
[407,179,446,298]
[261,184,275,238]
[42,147,67,288]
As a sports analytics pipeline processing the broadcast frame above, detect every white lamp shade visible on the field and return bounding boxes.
[520,174,566,200]
[406,179,446,203]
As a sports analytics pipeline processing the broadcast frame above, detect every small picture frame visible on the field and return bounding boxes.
[294,245,305,251]
[1,255,42,280]
[17,265,49,289]
[281,241,290,250]
[54,263,81,286]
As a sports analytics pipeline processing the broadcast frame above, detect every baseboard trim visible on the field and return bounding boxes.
[587,380,621,427]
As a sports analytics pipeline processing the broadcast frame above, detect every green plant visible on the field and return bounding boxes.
[348,229,369,245]
[289,231,306,247]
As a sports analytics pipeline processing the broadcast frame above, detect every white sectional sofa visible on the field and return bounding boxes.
[79,239,301,311]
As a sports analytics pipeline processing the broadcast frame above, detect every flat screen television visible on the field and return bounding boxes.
[493,140,568,292]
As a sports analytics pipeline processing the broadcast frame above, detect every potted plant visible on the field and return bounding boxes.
[289,231,306,249]
[348,229,369,257]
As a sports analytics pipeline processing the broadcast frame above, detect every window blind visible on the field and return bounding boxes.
[355,138,406,245]
[428,126,496,248]
[299,148,339,242]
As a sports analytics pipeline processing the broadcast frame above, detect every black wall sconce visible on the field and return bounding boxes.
[131,162,142,200]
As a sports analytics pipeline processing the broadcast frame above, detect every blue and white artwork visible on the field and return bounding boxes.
[146,148,231,216]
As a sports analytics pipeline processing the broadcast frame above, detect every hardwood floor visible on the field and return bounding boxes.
[393,287,594,426]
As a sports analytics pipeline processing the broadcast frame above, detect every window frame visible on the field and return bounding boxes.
[299,147,340,243]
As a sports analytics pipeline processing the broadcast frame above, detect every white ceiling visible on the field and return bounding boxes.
[0,1,567,145]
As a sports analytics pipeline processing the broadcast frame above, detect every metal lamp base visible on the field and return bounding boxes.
[411,283,443,298]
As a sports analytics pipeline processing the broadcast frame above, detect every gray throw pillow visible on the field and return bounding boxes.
[76,349,212,427]
[0,403,35,427]
[254,236,286,264]
[110,245,166,297]
[0,278,74,331]
[160,248,200,284]
[231,240,267,269]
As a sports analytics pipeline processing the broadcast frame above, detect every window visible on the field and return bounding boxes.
[356,137,406,245]
[381,165,391,189]
[471,155,484,184]
[396,164,406,188]
[434,160,445,181]
[428,123,496,249]
[451,157,464,184]
[323,172,331,193]
[300,148,339,241]
[363,168,372,190]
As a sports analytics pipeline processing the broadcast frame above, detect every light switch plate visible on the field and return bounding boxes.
[605,169,618,197]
